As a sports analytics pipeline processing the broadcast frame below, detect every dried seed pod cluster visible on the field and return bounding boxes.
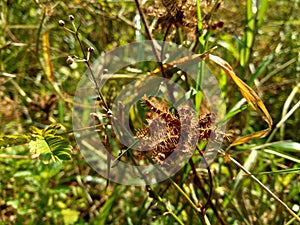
[136,95,218,163]
[144,0,198,31]
[143,0,224,40]
[136,96,181,161]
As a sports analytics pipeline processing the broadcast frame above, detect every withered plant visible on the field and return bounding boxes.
[57,1,299,224]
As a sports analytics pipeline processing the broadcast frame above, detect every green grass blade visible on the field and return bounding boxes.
[257,0,268,28]
[240,0,255,68]
[93,186,120,225]
[247,53,274,85]
[246,167,300,176]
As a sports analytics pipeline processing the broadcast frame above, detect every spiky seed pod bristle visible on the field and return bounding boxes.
[137,96,182,161]
[161,0,182,17]
[136,96,227,164]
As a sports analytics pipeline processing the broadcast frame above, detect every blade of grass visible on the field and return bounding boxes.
[268,141,300,152]
[220,104,249,124]
[196,0,205,52]
[260,58,297,85]
[146,185,185,225]
[247,53,274,85]
[219,150,300,223]
[167,178,211,225]
[257,0,268,28]
[249,140,300,152]
[232,150,258,191]
[239,0,255,69]
[279,83,300,140]
[149,47,217,76]
[262,149,300,164]
[93,185,121,225]
[246,167,300,176]
[267,100,300,143]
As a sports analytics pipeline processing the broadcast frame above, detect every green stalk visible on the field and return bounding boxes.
[220,150,300,223]
[240,0,255,69]
[147,186,185,225]
[195,0,205,112]
[196,0,205,52]
[168,178,211,225]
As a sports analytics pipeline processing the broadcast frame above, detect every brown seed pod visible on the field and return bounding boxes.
[136,96,182,161]
[142,96,176,123]
[58,20,65,26]
[66,56,74,65]
[88,47,94,53]
[136,96,225,163]
[161,0,182,17]
[69,15,74,21]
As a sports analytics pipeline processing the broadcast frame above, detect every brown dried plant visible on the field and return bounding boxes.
[144,0,197,31]
[135,95,221,163]
[143,0,224,40]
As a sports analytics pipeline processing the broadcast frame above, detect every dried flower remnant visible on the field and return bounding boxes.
[143,0,225,40]
[136,95,220,163]
[136,96,181,160]
[144,0,197,31]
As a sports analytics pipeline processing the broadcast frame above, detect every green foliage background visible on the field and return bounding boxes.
[0,0,299,224]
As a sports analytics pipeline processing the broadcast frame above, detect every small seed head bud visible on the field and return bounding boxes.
[69,15,74,21]
[58,20,65,26]
[106,109,113,118]
[66,56,74,65]
[103,68,108,74]
[88,47,94,53]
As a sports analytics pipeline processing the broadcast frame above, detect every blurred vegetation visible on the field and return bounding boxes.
[0,0,299,224]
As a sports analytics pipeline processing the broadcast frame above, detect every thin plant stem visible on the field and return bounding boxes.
[220,150,300,223]
[167,177,211,225]
[146,185,185,225]
[71,22,109,112]
[134,0,165,76]
[266,100,300,143]
[189,158,227,225]
[196,146,213,212]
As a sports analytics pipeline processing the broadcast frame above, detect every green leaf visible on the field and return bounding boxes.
[13,170,32,177]
[61,209,80,225]
[218,34,239,60]
[221,104,249,124]
[53,149,72,160]
[7,200,19,209]
[43,123,61,136]
[248,168,300,176]
[30,126,43,135]
[29,124,72,164]
[39,152,52,164]
[0,135,31,147]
